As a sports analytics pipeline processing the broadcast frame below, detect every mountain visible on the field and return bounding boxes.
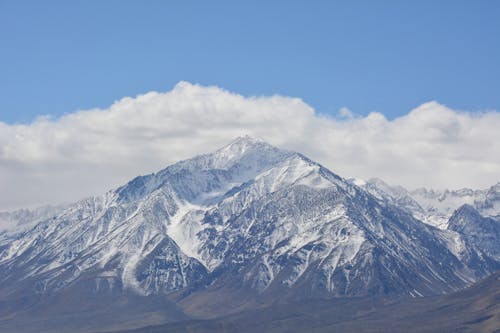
[0,136,498,333]
[107,270,500,333]
[0,205,67,242]
[448,204,500,261]
[354,178,500,229]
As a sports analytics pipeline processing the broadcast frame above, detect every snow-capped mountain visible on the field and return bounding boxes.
[0,137,498,311]
[448,204,500,261]
[0,205,67,243]
[354,178,500,229]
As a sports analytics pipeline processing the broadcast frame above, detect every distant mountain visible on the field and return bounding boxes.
[0,205,67,242]
[353,178,500,228]
[0,137,498,333]
[448,204,500,261]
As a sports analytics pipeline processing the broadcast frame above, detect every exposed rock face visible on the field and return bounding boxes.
[0,137,498,307]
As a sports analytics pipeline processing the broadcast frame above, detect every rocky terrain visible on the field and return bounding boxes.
[0,136,498,333]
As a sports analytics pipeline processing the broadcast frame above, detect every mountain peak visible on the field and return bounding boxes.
[229,134,266,145]
[455,203,478,214]
[1,133,499,332]
[216,135,271,155]
[209,136,292,170]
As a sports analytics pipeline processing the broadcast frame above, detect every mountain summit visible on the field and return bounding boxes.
[0,137,498,332]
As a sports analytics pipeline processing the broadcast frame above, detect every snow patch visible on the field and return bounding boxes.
[166,203,209,269]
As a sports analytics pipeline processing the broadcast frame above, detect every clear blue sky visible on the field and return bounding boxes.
[1,0,499,123]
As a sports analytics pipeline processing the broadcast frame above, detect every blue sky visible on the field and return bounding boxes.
[1,0,499,124]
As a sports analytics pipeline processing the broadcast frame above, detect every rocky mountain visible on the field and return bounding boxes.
[353,178,500,229]
[110,271,500,333]
[0,205,67,242]
[0,136,499,333]
[448,204,500,261]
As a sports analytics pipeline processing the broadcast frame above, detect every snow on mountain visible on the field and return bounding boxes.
[0,205,67,243]
[476,183,500,218]
[353,178,500,229]
[0,136,296,296]
[352,177,426,220]
[448,204,500,261]
[0,137,498,304]
[410,187,488,227]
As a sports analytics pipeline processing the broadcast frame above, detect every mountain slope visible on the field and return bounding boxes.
[0,136,498,333]
[448,204,500,260]
[355,178,500,229]
[112,271,500,333]
[0,205,67,243]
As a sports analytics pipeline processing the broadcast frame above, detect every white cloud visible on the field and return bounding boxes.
[338,107,355,119]
[1,81,499,210]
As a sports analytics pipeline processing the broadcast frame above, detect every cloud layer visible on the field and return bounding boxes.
[1,81,499,210]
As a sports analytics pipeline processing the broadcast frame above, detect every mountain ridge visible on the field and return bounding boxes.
[0,136,499,333]
[352,177,500,228]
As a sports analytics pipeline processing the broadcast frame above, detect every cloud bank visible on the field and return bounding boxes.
[1,81,499,210]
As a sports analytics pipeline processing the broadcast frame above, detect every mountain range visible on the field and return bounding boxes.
[353,177,500,229]
[0,136,498,333]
